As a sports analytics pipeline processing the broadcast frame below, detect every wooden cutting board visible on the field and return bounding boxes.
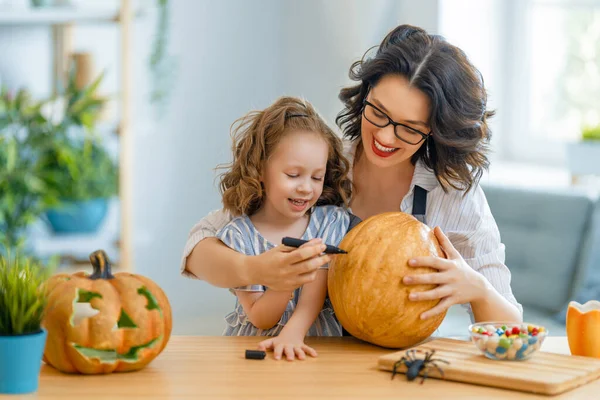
[377,338,600,396]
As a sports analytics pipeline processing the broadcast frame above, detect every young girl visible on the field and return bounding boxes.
[215,96,352,361]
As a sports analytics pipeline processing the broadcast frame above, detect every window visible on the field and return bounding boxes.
[440,0,600,165]
[508,0,600,164]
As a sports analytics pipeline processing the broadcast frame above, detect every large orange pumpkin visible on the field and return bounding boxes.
[328,212,446,348]
[42,250,172,374]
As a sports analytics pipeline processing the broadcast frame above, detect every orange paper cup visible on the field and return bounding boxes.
[567,300,600,358]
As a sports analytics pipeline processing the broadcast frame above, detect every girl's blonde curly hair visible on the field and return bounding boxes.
[218,96,352,217]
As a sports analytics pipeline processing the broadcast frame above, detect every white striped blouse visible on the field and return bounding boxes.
[217,205,349,337]
[181,139,524,322]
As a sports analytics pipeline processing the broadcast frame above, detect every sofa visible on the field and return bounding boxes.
[438,183,600,337]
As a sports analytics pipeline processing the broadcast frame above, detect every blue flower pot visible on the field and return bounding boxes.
[0,329,47,394]
[45,198,109,234]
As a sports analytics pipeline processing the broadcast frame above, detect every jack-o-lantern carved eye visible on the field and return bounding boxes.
[138,286,160,314]
[71,289,101,326]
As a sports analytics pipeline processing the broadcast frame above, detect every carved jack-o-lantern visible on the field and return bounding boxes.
[42,250,172,374]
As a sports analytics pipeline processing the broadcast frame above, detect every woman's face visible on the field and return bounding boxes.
[360,74,431,170]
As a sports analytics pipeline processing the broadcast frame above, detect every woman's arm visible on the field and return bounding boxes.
[182,209,330,290]
[186,238,253,287]
[403,184,523,323]
[236,290,294,330]
[181,208,235,282]
[470,279,522,322]
[187,238,330,290]
[405,227,523,323]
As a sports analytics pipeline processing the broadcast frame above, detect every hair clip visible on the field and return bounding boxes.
[286,113,309,119]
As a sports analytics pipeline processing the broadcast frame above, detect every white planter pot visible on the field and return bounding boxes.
[566,142,600,175]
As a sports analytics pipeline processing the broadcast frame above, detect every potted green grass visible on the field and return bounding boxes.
[0,254,52,394]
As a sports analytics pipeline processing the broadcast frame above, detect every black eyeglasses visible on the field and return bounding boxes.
[362,100,431,145]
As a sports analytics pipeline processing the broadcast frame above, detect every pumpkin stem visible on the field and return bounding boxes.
[88,250,115,280]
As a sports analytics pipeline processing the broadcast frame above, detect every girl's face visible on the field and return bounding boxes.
[360,74,431,169]
[260,130,328,220]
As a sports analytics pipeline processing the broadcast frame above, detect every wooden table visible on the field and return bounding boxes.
[5,336,600,399]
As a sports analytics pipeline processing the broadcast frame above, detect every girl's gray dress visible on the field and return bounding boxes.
[216,205,350,337]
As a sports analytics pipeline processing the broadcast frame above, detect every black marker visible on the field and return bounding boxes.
[245,349,266,360]
[281,237,347,254]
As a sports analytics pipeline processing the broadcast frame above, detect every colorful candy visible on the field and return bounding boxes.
[469,323,546,361]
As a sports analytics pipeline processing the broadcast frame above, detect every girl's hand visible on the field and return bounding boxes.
[403,226,487,320]
[249,239,330,291]
[257,330,317,361]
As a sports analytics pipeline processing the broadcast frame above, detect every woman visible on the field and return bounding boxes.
[181,24,523,327]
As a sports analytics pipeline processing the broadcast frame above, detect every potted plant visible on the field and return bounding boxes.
[0,253,53,394]
[41,136,118,234]
[0,87,62,255]
[566,124,600,180]
[39,61,118,234]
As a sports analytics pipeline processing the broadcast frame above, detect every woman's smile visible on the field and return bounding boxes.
[371,136,400,158]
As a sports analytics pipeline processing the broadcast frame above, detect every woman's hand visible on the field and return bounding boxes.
[403,226,487,320]
[257,330,317,361]
[247,239,329,292]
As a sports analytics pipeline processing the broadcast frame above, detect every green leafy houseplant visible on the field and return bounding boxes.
[39,64,118,233]
[0,254,52,335]
[44,63,117,202]
[0,88,62,254]
[0,61,116,249]
[41,136,118,202]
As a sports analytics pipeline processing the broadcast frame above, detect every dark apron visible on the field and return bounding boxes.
[340,185,428,337]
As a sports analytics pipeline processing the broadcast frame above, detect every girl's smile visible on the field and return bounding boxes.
[288,198,310,212]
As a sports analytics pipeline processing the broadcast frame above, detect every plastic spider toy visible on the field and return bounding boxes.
[391,349,450,384]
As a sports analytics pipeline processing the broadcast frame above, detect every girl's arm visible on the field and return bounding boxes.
[280,269,328,336]
[257,269,329,361]
[236,290,295,330]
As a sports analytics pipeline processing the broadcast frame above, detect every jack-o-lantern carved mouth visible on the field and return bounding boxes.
[72,337,161,363]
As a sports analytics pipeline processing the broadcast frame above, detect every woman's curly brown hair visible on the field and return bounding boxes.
[336,24,494,193]
[218,96,352,216]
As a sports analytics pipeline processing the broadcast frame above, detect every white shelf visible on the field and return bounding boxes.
[34,232,120,261]
[0,6,142,25]
[29,198,121,263]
